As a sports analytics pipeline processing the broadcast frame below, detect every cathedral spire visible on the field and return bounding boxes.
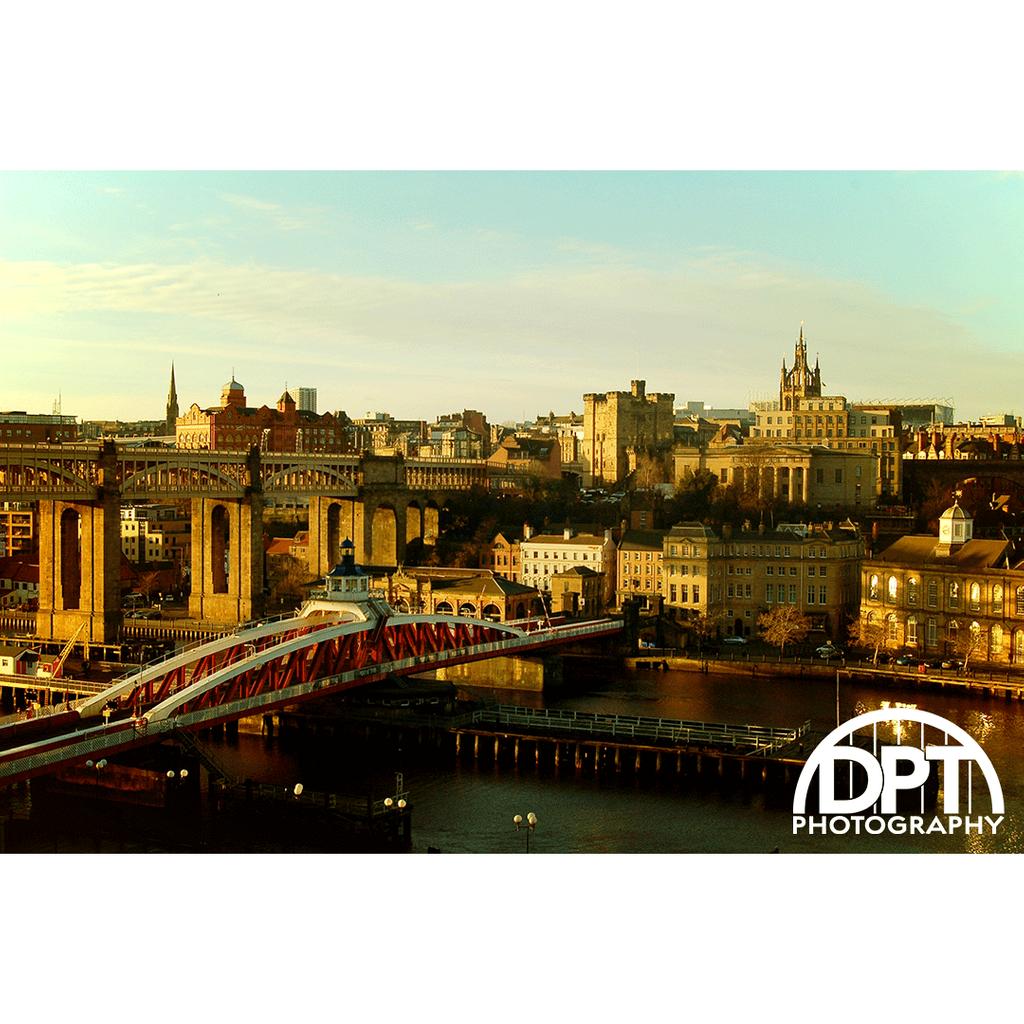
[166,363,180,435]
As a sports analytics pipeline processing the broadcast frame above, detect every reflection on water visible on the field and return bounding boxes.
[4,667,1024,853]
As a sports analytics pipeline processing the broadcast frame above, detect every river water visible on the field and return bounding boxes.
[7,664,1020,855]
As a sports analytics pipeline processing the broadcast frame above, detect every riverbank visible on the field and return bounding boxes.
[623,652,1024,701]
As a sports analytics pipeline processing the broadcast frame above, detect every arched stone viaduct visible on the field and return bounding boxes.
[0,443,490,642]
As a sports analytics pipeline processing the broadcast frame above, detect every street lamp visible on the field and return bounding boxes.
[513,811,538,852]
[86,758,107,791]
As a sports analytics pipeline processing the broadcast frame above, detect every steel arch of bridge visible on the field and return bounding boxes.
[0,614,621,785]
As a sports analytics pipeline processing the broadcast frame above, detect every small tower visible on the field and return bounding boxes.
[165,364,179,435]
[323,539,371,602]
[220,377,246,409]
[936,499,973,556]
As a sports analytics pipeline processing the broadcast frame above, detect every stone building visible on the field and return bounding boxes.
[859,500,1024,663]
[749,326,901,497]
[519,524,617,607]
[582,380,675,488]
[550,565,605,615]
[616,528,667,610]
[176,380,349,453]
[480,532,521,582]
[377,567,538,621]
[662,520,863,640]
[486,435,562,488]
[673,439,882,509]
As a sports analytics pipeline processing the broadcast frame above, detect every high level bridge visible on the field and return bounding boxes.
[0,441,500,643]
[0,603,622,787]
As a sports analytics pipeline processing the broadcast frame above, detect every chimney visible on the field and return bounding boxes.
[523,523,533,541]
[564,526,572,541]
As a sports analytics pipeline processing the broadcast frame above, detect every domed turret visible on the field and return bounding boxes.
[220,377,246,409]
[937,499,973,554]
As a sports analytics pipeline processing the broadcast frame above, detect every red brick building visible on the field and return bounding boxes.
[176,379,350,453]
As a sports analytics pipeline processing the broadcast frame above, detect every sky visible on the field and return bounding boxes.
[2,170,1023,425]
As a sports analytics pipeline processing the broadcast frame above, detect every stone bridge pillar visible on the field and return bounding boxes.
[308,496,363,577]
[36,443,122,643]
[189,495,264,625]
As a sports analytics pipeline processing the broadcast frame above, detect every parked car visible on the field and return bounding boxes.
[941,658,964,671]
[894,654,917,666]
[816,644,844,659]
[722,635,748,645]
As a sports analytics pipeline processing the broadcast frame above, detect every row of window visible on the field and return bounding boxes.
[668,584,701,603]
[869,612,1024,657]
[869,575,1024,614]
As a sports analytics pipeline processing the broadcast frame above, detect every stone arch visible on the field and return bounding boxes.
[405,501,423,546]
[326,501,341,567]
[435,600,453,614]
[211,504,229,594]
[60,508,81,610]
[422,502,440,546]
[458,601,476,617]
[482,603,502,620]
[369,504,398,566]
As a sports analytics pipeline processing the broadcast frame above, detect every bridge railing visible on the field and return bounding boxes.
[468,705,807,753]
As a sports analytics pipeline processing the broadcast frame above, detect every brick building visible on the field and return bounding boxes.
[176,380,349,453]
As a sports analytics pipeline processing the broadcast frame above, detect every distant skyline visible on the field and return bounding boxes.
[2,171,1021,424]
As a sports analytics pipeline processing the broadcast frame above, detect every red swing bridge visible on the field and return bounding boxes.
[0,599,622,787]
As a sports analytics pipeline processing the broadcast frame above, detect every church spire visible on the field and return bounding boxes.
[166,363,180,435]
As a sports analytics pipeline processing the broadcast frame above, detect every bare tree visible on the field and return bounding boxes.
[137,570,161,605]
[266,554,313,607]
[951,621,984,673]
[757,605,810,658]
[848,613,886,665]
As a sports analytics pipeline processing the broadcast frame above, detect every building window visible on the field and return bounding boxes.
[869,574,879,600]
[1017,586,1024,615]
[927,579,938,608]
[927,618,938,648]
[819,585,827,604]
[887,575,898,602]
[887,613,898,642]
[907,577,918,606]
[692,585,700,603]
[991,624,1004,659]
[907,616,918,646]
[969,582,981,612]
[949,581,960,609]
[789,584,797,603]
[807,586,815,604]
[766,583,774,603]
[670,584,677,603]
[680,584,689,602]
[994,584,1004,614]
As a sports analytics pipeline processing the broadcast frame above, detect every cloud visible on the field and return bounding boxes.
[0,253,1013,421]
[218,191,320,233]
